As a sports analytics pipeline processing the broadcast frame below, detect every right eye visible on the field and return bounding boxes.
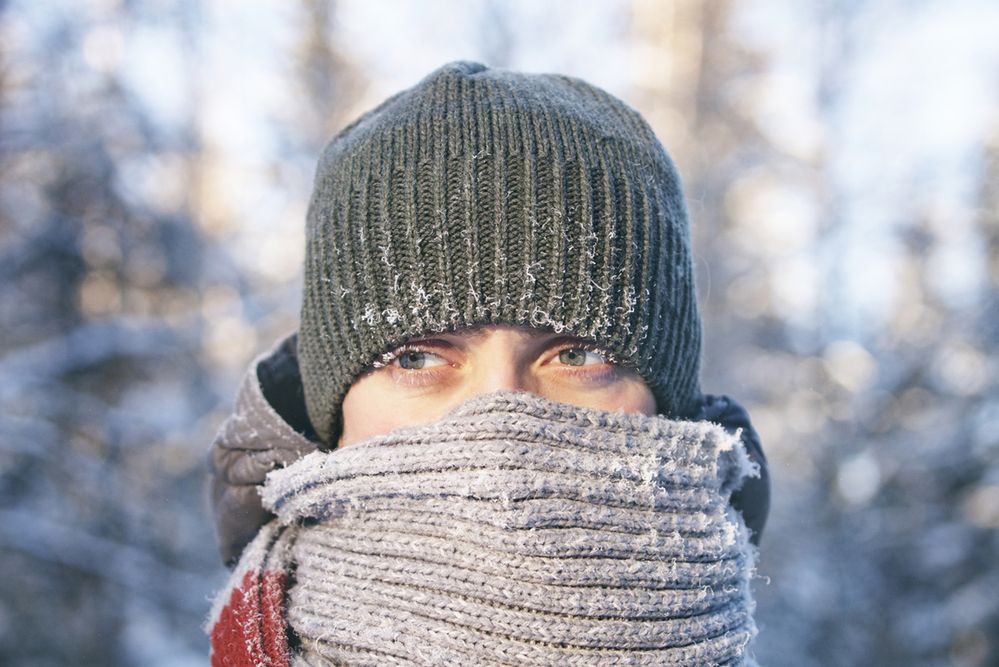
[391,348,448,370]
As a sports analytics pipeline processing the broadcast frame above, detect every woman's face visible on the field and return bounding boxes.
[337,324,657,447]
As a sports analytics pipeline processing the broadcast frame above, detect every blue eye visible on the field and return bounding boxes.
[398,351,426,369]
[393,349,447,370]
[558,347,606,367]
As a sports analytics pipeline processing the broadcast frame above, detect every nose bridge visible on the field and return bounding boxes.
[474,362,527,393]
[465,329,533,396]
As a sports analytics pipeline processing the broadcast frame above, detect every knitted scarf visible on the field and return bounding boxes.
[208,391,759,666]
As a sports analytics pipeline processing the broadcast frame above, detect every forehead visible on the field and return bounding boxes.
[397,325,623,359]
[409,324,572,342]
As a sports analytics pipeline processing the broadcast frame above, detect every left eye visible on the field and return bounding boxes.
[557,347,605,367]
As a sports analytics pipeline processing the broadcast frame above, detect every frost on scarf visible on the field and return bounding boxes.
[207,391,760,666]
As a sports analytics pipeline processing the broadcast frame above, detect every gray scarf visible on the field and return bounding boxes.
[217,391,758,666]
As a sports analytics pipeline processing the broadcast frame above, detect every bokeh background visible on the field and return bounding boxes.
[2,0,998,665]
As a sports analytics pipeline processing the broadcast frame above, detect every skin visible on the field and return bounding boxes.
[337,323,657,447]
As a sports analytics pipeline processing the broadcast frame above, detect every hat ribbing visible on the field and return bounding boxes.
[299,61,702,444]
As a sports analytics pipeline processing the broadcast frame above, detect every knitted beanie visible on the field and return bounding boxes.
[300,61,702,444]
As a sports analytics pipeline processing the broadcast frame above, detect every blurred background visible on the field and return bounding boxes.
[1,0,997,665]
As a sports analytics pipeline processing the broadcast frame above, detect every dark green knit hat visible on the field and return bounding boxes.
[299,61,702,444]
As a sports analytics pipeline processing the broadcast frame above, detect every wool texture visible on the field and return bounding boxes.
[299,61,703,443]
[207,391,760,666]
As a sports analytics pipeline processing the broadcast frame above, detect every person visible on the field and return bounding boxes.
[206,61,770,666]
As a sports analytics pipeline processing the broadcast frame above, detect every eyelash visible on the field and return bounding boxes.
[377,341,618,387]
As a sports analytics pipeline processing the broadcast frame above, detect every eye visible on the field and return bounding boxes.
[557,347,607,367]
[392,348,448,370]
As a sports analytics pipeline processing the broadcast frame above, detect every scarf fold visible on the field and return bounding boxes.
[209,391,759,666]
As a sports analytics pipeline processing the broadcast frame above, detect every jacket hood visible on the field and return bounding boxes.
[209,334,320,566]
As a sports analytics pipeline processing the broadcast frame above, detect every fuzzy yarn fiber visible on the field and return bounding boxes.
[208,391,759,666]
